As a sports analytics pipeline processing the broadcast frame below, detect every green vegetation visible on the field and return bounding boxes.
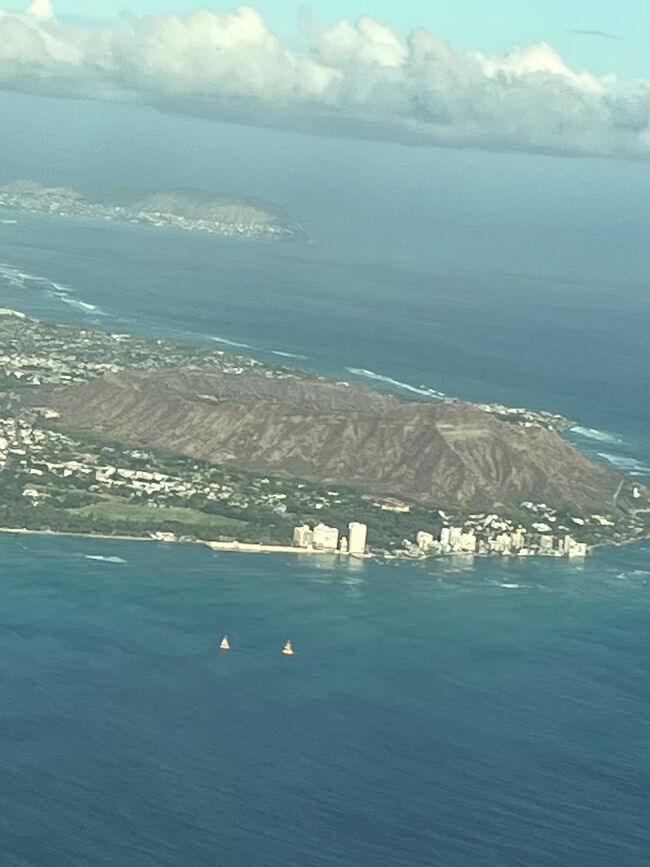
[72,498,247,537]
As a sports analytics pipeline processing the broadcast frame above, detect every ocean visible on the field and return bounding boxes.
[1,536,648,867]
[0,112,648,865]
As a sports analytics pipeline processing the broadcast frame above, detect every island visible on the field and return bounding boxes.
[0,308,648,560]
[0,181,304,241]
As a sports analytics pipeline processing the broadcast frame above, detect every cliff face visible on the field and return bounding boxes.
[48,369,632,515]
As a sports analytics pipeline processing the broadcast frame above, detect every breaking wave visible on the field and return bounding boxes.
[0,262,105,317]
[210,335,251,349]
[596,452,650,475]
[52,291,101,313]
[346,367,447,400]
[616,569,650,581]
[271,350,307,360]
[571,426,622,445]
[85,554,127,564]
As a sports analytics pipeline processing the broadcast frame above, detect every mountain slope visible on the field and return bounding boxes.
[47,369,633,515]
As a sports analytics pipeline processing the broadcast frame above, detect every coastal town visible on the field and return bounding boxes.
[0,308,576,430]
[0,308,647,560]
[0,181,303,240]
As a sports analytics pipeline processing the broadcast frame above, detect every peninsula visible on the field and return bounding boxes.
[0,181,303,241]
[0,309,648,559]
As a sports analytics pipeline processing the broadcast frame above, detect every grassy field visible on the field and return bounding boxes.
[72,498,248,537]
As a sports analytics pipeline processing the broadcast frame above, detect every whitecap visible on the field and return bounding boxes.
[0,264,29,288]
[48,291,105,316]
[210,336,251,349]
[499,582,521,589]
[571,426,622,445]
[596,452,650,474]
[0,262,105,317]
[617,569,650,580]
[271,350,307,360]
[85,555,127,564]
[346,367,447,400]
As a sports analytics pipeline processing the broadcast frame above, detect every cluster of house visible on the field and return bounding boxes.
[0,413,222,507]
[410,522,588,558]
[293,521,368,555]
[0,416,51,474]
[94,464,227,501]
[0,309,328,401]
[0,187,298,240]
[0,350,121,386]
[0,412,352,529]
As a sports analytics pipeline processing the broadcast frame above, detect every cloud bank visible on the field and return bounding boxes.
[0,2,647,159]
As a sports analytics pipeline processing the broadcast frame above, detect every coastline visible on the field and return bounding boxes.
[1,307,646,560]
[0,526,371,557]
[2,525,645,560]
[0,526,171,545]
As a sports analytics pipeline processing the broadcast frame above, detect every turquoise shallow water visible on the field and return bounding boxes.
[0,535,648,867]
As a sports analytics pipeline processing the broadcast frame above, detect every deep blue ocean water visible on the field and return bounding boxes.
[1,536,648,867]
[0,107,648,865]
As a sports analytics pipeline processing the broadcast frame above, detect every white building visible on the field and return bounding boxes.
[313,522,339,550]
[293,524,313,548]
[494,532,512,554]
[539,535,554,552]
[348,522,368,555]
[511,528,526,550]
[459,532,477,553]
[566,538,588,558]
[339,536,348,554]
[439,527,451,548]
[416,531,434,551]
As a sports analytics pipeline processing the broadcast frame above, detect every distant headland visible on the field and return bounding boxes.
[0,181,304,241]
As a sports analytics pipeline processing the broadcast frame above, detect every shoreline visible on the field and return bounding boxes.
[1,526,645,559]
[0,526,172,545]
[0,527,371,556]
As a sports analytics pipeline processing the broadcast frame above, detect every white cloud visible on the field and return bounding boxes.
[0,2,647,159]
[26,0,53,21]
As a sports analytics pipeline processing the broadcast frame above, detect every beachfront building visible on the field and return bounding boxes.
[563,535,587,557]
[459,531,477,552]
[539,535,554,552]
[449,527,462,547]
[348,522,368,555]
[312,522,339,550]
[511,528,526,549]
[416,531,435,551]
[293,524,314,548]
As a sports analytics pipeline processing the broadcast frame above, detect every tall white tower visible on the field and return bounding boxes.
[348,522,368,555]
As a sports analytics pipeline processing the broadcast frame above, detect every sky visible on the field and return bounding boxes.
[0,1,647,160]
